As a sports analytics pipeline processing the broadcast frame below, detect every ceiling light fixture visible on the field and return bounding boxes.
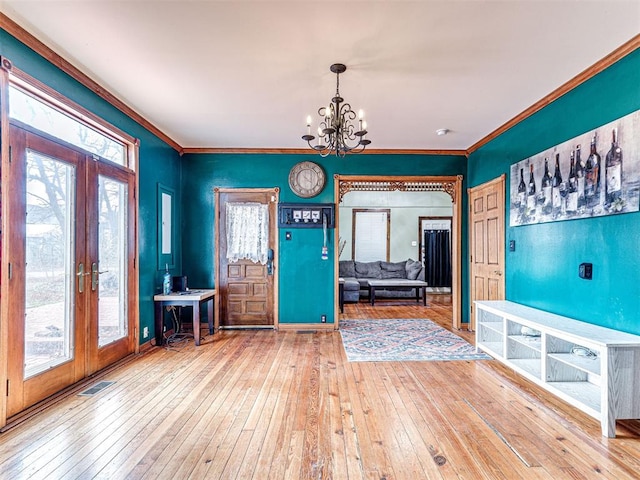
[302,63,371,157]
[436,128,449,136]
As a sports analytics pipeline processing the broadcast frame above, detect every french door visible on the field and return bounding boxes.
[5,124,135,417]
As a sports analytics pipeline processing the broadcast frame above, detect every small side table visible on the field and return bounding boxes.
[154,289,216,346]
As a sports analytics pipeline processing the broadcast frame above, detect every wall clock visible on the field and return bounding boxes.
[288,161,326,198]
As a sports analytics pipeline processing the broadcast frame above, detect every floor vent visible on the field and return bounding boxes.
[296,330,317,334]
[78,381,115,396]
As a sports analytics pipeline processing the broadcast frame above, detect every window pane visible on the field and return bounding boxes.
[9,86,126,166]
[24,151,75,378]
[98,176,128,347]
[354,211,389,262]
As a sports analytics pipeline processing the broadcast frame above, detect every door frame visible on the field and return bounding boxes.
[0,61,139,428]
[2,123,138,420]
[213,187,280,330]
[334,175,463,329]
[418,216,453,264]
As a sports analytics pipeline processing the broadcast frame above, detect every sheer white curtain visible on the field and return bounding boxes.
[225,202,269,264]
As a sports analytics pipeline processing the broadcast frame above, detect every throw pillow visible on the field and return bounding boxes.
[380,261,407,279]
[339,260,356,278]
[355,261,382,279]
[405,258,422,280]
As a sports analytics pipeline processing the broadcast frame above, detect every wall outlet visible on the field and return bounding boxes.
[321,314,327,323]
[143,326,149,338]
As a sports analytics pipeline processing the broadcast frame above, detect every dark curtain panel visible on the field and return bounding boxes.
[424,230,452,287]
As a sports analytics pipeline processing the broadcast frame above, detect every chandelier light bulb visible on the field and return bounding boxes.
[306,115,312,126]
[359,109,364,119]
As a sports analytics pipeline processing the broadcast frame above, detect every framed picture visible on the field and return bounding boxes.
[510,110,640,226]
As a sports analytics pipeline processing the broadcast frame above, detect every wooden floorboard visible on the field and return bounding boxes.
[0,296,639,479]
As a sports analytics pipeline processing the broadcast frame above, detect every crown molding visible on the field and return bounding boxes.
[181,147,468,156]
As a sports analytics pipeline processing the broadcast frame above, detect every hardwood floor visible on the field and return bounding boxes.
[1,296,639,479]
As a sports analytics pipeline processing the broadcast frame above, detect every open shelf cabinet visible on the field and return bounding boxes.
[475,300,640,437]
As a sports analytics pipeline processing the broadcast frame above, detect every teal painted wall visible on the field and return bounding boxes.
[468,50,640,335]
[181,153,467,324]
[0,29,183,343]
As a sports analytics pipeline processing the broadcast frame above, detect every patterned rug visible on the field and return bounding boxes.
[340,319,492,362]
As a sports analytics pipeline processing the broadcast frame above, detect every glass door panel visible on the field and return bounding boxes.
[97,175,128,347]
[24,150,76,378]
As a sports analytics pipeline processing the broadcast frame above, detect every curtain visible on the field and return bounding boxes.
[424,229,452,287]
[226,202,269,264]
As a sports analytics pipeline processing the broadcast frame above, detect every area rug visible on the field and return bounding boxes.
[340,319,492,362]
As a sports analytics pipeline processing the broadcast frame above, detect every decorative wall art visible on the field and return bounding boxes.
[510,110,640,226]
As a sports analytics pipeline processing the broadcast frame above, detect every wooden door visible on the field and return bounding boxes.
[469,175,506,330]
[5,125,135,417]
[215,189,278,328]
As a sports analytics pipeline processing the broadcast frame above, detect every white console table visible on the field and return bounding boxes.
[475,300,640,437]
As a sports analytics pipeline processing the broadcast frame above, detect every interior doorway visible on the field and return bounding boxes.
[334,175,463,329]
[418,216,453,294]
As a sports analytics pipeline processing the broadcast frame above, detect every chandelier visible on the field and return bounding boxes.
[302,63,371,157]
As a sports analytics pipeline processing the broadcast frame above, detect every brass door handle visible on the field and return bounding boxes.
[91,263,110,291]
[91,263,99,291]
[77,263,90,293]
[494,270,503,276]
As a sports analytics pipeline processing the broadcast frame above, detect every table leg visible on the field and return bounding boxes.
[207,298,214,335]
[154,301,164,346]
[192,300,201,346]
[339,283,344,313]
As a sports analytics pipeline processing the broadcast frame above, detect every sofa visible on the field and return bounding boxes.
[339,259,426,303]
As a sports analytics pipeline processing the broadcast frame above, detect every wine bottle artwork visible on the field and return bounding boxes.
[567,150,578,215]
[552,153,563,217]
[584,134,601,210]
[605,128,623,210]
[541,158,552,215]
[527,162,536,219]
[575,144,585,210]
[509,109,639,227]
[517,167,526,215]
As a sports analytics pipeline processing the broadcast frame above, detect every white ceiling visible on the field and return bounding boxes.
[1,1,638,151]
